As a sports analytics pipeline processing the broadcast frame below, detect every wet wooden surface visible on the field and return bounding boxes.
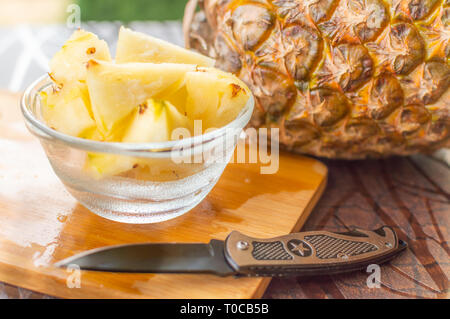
[0,90,327,299]
[0,90,448,299]
[3,156,449,299]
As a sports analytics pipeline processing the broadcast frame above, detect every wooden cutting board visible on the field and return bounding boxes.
[0,90,327,299]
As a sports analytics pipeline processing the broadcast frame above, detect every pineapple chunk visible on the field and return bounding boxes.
[213,81,250,128]
[50,29,111,84]
[165,100,193,138]
[185,71,220,121]
[86,60,196,135]
[116,26,215,67]
[184,68,250,130]
[44,28,249,178]
[82,111,135,142]
[43,29,111,138]
[85,99,193,178]
[123,100,170,143]
[84,153,136,179]
[123,99,192,143]
[41,85,96,137]
[165,84,188,115]
[80,126,103,141]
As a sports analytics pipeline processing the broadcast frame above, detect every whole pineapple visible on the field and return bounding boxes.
[184,0,450,158]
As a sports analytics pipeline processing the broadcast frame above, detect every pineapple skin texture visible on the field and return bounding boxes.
[186,0,450,159]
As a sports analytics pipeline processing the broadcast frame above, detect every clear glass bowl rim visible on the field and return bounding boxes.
[21,74,255,157]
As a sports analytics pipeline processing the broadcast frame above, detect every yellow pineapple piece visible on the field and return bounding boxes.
[41,85,96,137]
[85,99,193,178]
[116,26,215,67]
[185,68,250,130]
[165,100,194,138]
[43,29,111,138]
[44,27,250,179]
[165,85,188,115]
[84,153,136,179]
[50,29,111,85]
[86,60,196,135]
[185,71,220,121]
[123,100,170,143]
[215,81,250,128]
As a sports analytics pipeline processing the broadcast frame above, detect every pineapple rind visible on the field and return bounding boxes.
[187,0,450,158]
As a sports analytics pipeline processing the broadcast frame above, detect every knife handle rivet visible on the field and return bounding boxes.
[237,241,249,250]
[337,252,348,259]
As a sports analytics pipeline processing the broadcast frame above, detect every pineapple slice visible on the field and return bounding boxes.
[43,28,249,178]
[214,82,250,128]
[83,111,136,142]
[84,152,136,179]
[116,26,215,67]
[50,29,111,85]
[86,60,196,135]
[185,71,220,121]
[123,100,170,143]
[165,99,194,138]
[85,99,193,178]
[165,84,188,115]
[123,99,192,143]
[41,85,96,137]
[43,29,111,138]
[184,68,250,130]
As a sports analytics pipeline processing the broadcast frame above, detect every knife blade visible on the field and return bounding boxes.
[55,226,407,277]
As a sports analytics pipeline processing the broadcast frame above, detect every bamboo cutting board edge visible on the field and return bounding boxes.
[251,175,327,299]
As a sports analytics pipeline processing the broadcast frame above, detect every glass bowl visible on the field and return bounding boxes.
[21,75,254,224]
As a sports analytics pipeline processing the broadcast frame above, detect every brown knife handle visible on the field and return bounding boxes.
[224,226,407,277]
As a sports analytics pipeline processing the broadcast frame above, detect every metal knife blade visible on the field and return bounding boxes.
[55,239,235,276]
[55,226,407,277]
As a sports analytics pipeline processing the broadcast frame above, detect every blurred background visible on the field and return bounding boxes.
[78,0,187,21]
[0,0,188,24]
[0,0,188,92]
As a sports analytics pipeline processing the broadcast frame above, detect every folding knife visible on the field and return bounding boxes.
[56,226,407,277]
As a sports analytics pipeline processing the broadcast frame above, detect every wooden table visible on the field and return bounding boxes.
[265,157,449,299]
[1,21,448,298]
[0,92,448,300]
[1,126,448,298]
